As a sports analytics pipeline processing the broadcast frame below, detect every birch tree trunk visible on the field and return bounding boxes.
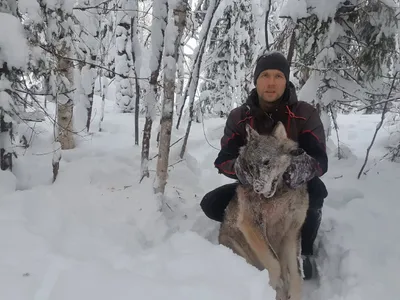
[154,0,187,195]
[140,0,168,180]
[115,0,134,113]
[56,49,75,150]
[97,1,112,132]
[130,0,141,145]
[52,3,75,150]
[75,0,100,133]
[84,53,97,132]
[175,48,185,116]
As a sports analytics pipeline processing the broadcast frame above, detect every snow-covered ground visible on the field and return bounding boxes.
[1,97,399,300]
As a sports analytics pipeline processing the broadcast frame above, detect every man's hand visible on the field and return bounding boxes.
[283,150,319,189]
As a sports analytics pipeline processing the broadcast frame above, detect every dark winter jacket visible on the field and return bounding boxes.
[214,82,328,203]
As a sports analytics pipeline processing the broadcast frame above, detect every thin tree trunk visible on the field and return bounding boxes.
[264,0,271,51]
[287,24,297,66]
[154,0,187,195]
[131,1,141,146]
[179,0,221,158]
[86,54,96,132]
[140,0,168,180]
[131,16,140,145]
[179,42,205,158]
[97,4,109,133]
[115,1,133,113]
[358,72,398,179]
[176,0,221,129]
[134,73,140,145]
[57,99,75,149]
[56,50,75,150]
[44,75,50,108]
[99,75,106,132]
[52,142,61,183]
[175,50,185,116]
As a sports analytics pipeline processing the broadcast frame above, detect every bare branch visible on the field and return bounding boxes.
[39,45,150,82]
[329,105,342,159]
[73,0,112,11]
[357,72,398,179]
[356,96,400,111]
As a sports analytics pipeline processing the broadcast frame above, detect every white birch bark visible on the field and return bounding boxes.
[115,0,134,113]
[154,0,187,195]
[140,0,168,180]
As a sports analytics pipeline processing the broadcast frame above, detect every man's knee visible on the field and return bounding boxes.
[307,177,327,209]
[308,195,324,210]
[200,182,238,222]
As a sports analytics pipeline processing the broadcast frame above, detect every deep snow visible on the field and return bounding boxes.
[1,96,399,299]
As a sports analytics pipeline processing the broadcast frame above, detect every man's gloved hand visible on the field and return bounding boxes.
[234,157,252,185]
[283,149,319,189]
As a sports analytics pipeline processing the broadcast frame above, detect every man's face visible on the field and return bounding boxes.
[256,69,287,103]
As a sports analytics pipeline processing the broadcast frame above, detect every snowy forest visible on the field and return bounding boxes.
[1,0,400,299]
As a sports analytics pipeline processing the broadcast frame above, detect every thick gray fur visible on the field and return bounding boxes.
[219,121,309,300]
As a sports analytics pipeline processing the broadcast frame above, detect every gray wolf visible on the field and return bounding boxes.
[218,121,309,300]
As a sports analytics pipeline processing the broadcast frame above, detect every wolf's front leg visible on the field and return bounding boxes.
[279,231,303,300]
[237,209,282,290]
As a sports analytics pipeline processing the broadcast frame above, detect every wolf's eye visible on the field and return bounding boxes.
[263,159,270,165]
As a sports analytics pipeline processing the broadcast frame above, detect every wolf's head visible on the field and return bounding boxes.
[238,121,298,198]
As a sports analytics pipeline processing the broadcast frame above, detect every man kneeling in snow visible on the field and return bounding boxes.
[200,52,328,280]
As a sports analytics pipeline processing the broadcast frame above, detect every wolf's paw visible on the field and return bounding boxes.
[275,284,287,300]
[269,276,283,290]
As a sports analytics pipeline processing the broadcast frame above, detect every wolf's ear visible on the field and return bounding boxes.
[245,123,258,142]
[272,121,287,140]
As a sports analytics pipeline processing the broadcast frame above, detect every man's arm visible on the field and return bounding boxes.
[214,108,247,180]
[283,107,328,189]
[298,108,328,176]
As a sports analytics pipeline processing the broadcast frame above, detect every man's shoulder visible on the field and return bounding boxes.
[294,100,318,118]
[227,105,249,121]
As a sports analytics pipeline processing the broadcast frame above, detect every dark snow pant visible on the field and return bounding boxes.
[200,177,327,256]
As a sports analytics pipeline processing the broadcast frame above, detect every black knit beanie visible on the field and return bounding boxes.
[253,52,290,85]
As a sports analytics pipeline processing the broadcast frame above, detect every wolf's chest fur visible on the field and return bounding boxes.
[241,186,308,250]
